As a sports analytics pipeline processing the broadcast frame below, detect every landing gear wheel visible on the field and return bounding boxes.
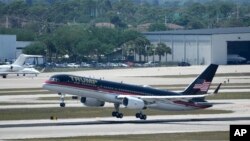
[117,113,123,118]
[112,111,118,117]
[135,112,147,120]
[140,114,147,120]
[112,111,123,118]
[112,103,123,119]
[60,102,65,107]
[135,113,140,118]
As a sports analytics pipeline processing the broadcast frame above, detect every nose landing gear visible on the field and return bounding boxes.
[58,93,66,107]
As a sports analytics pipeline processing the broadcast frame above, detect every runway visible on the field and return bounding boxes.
[0,98,250,139]
[0,114,249,139]
[0,65,250,140]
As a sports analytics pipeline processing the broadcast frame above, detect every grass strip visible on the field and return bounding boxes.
[0,107,231,121]
[38,96,73,101]
[16,131,229,141]
[207,92,250,100]
[152,83,250,88]
[0,103,53,105]
[0,88,42,91]
[0,91,53,95]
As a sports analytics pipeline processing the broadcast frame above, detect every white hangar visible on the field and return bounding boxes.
[0,35,17,62]
[0,34,32,63]
[143,27,250,65]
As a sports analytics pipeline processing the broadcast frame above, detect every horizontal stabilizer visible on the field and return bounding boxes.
[213,83,222,94]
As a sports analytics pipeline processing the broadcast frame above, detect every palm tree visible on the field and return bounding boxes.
[134,36,150,62]
[145,44,155,62]
[156,42,171,63]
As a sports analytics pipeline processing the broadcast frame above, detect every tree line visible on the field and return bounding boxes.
[0,0,249,36]
[23,26,171,63]
[0,0,249,62]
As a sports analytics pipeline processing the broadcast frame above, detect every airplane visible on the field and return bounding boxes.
[0,54,43,78]
[227,54,247,64]
[42,64,220,120]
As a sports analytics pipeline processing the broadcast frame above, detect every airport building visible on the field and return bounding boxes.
[143,27,250,65]
[0,34,32,63]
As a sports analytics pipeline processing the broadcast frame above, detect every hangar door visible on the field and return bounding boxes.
[227,41,250,64]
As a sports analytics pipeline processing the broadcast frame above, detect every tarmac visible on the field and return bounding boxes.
[1,65,250,88]
[0,112,250,139]
[0,65,250,139]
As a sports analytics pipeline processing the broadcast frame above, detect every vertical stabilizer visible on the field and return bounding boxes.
[182,64,218,95]
[12,54,43,66]
[12,54,26,66]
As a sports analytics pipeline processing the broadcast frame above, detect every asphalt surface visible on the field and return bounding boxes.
[1,65,250,88]
[0,114,249,139]
[0,65,250,139]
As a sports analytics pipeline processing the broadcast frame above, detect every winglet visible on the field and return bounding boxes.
[213,83,222,94]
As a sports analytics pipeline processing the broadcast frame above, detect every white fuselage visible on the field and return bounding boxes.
[0,64,40,77]
[0,64,23,72]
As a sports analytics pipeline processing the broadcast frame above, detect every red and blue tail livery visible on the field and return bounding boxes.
[182,64,218,95]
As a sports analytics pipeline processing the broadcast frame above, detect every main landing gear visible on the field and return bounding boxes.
[58,93,66,107]
[111,103,147,120]
[112,103,123,118]
[135,112,147,120]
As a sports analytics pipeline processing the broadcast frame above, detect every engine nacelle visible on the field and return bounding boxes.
[122,97,145,109]
[80,97,105,107]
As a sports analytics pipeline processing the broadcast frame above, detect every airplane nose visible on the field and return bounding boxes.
[42,83,47,89]
[42,80,49,89]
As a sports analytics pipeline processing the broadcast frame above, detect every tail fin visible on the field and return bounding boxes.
[182,64,218,95]
[12,54,43,66]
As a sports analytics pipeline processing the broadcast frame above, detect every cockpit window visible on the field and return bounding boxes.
[49,77,59,82]
[48,75,71,83]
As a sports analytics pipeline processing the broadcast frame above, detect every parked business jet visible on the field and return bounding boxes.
[43,64,220,120]
[0,54,42,78]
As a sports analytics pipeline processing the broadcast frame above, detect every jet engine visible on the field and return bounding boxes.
[80,97,105,107]
[122,97,145,109]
